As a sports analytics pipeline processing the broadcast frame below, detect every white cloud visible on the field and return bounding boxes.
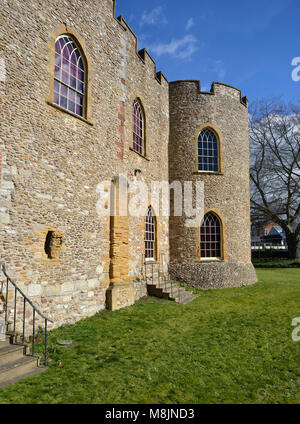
[185,17,194,31]
[149,35,198,60]
[140,6,167,26]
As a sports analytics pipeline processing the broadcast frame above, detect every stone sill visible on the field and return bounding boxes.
[193,171,224,176]
[47,101,93,126]
[144,260,160,265]
[194,259,225,263]
[129,147,150,161]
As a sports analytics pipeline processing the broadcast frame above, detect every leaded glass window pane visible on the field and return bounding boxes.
[200,212,222,259]
[198,129,219,172]
[145,207,156,260]
[133,100,144,155]
[53,35,85,117]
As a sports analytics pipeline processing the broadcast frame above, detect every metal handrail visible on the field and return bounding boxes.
[1,263,53,366]
[144,253,171,299]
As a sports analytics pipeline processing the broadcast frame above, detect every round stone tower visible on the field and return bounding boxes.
[169,80,257,289]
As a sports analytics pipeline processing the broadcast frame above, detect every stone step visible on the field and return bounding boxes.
[0,365,46,389]
[173,294,199,304]
[0,335,12,347]
[151,279,185,288]
[148,281,179,291]
[148,281,181,291]
[147,287,164,297]
[162,284,186,295]
[0,355,40,385]
[169,291,192,302]
[167,288,186,299]
[148,285,182,296]
[0,343,25,366]
[147,281,197,304]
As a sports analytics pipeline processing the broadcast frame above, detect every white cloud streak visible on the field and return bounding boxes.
[149,35,198,60]
[140,6,167,26]
[185,17,194,31]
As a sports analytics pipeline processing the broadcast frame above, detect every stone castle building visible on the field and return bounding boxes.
[0,0,257,329]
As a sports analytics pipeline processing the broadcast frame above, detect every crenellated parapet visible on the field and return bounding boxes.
[169,80,248,107]
[111,1,167,86]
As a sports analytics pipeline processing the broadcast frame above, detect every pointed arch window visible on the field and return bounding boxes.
[133,99,145,156]
[198,128,219,172]
[54,35,86,117]
[145,206,156,260]
[200,212,222,259]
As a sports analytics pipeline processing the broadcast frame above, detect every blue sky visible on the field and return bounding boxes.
[116,0,300,105]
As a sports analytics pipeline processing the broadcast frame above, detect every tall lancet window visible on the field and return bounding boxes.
[133,99,145,155]
[145,206,156,260]
[198,128,219,172]
[54,35,86,117]
[200,212,222,259]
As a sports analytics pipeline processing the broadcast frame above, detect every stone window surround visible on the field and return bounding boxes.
[54,35,86,118]
[145,206,157,261]
[129,96,149,160]
[200,212,222,259]
[46,24,93,126]
[196,209,227,261]
[142,205,159,262]
[198,128,219,172]
[132,99,145,155]
[194,123,224,176]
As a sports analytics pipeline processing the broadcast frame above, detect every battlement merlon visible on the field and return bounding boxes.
[111,0,168,86]
[169,80,248,107]
[116,16,168,86]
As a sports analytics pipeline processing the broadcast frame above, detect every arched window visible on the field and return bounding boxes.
[133,99,145,155]
[200,212,222,259]
[145,206,156,260]
[54,35,86,117]
[198,128,219,172]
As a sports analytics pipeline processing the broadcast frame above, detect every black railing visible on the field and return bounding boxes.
[1,264,53,366]
[143,254,177,301]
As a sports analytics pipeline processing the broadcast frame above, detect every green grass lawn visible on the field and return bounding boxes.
[0,268,300,404]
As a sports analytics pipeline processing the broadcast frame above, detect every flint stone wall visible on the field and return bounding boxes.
[169,81,257,288]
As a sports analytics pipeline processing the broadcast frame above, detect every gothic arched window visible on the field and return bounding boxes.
[200,212,222,259]
[54,35,86,117]
[145,206,156,260]
[133,99,145,155]
[198,128,219,172]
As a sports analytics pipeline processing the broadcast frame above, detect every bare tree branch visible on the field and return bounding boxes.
[249,98,300,258]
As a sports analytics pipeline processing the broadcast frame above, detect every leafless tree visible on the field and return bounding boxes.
[249,98,300,259]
